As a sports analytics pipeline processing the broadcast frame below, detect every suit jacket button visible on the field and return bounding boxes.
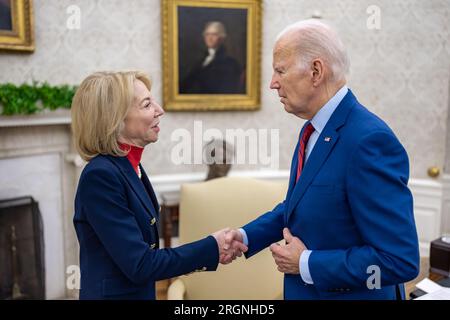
[150,217,156,225]
[150,243,156,249]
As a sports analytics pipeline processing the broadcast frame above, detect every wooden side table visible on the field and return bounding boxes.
[160,202,179,248]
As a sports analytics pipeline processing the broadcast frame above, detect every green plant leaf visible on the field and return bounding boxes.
[0,82,77,115]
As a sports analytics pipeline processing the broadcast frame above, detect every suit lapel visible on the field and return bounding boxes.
[286,130,339,219]
[139,165,161,236]
[106,156,158,220]
[286,90,358,221]
[286,140,300,201]
[139,164,160,217]
[283,129,302,225]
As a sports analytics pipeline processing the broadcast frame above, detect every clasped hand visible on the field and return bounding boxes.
[269,228,307,274]
[212,228,248,264]
[212,227,307,272]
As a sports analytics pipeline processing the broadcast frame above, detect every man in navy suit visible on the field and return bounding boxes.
[225,19,420,299]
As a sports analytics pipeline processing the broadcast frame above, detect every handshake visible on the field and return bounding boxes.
[211,227,307,273]
[212,228,247,264]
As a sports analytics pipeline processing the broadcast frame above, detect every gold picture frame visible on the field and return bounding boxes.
[0,0,34,52]
[162,0,261,111]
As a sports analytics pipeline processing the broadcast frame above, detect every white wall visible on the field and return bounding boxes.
[0,0,449,180]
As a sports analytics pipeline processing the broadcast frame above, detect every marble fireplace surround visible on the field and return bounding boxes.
[0,112,76,299]
[0,112,445,299]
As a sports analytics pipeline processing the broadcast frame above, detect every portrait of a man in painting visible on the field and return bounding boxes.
[0,0,13,31]
[179,18,246,94]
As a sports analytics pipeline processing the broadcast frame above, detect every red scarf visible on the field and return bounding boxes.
[118,142,144,176]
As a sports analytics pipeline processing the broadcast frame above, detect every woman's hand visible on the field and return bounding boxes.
[212,228,248,264]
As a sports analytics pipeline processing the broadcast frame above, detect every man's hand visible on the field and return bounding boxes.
[212,228,248,264]
[270,228,307,274]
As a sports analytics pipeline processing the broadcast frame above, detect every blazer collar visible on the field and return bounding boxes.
[139,164,160,216]
[105,155,158,220]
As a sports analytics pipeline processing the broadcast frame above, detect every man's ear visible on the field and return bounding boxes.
[311,58,325,87]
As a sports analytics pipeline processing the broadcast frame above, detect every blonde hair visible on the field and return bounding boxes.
[71,71,151,161]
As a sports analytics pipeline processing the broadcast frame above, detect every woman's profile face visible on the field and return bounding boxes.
[121,80,164,147]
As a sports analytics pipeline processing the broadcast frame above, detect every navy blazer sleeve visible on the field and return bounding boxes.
[308,131,420,290]
[78,167,219,284]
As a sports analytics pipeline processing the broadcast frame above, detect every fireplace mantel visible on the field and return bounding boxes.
[0,110,71,128]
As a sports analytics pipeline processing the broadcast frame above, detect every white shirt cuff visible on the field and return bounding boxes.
[238,228,249,247]
[299,250,314,284]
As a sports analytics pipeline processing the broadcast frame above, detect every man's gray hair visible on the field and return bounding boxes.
[203,21,227,38]
[277,19,350,82]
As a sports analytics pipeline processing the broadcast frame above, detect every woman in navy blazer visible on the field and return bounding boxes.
[71,71,246,299]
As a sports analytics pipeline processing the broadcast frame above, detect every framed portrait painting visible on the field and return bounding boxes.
[162,0,261,111]
[0,0,34,52]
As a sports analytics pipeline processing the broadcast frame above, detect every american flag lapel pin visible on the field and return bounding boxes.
[324,137,331,142]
